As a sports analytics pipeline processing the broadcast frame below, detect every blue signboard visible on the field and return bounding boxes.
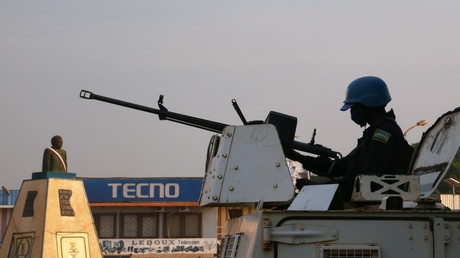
[82,178,202,203]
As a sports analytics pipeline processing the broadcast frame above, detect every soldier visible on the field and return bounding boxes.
[42,135,68,172]
[290,76,413,201]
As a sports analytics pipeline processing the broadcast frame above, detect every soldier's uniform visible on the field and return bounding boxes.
[292,76,414,201]
[335,110,412,199]
[294,111,413,200]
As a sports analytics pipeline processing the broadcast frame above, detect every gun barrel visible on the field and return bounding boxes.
[80,90,341,159]
[80,90,228,133]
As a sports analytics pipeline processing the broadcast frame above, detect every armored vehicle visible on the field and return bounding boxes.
[81,90,460,258]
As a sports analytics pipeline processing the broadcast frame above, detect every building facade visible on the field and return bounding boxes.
[83,177,218,257]
[0,189,19,247]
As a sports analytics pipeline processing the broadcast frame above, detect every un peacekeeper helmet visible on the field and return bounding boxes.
[340,76,392,111]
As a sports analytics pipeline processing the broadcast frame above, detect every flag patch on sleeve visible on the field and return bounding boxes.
[373,129,391,143]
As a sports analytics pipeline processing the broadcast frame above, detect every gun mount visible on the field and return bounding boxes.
[80,90,341,159]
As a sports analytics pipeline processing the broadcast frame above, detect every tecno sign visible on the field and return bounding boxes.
[108,183,180,199]
[83,178,202,202]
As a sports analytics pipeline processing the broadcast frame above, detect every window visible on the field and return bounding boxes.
[228,209,243,219]
[94,213,116,238]
[121,213,159,238]
[165,213,201,238]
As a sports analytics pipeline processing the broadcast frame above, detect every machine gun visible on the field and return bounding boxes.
[80,90,341,159]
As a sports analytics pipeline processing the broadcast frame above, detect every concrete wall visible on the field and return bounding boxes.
[201,207,217,238]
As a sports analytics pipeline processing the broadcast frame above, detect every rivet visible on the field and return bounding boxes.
[229,186,234,191]
[222,154,228,158]
[213,196,218,200]
[332,233,337,238]
[234,166,239,170]
[409,236,413,240]
[408,224,413,229]
[445,236,450,241]
[299,226,305,231]
[424,236,429,241]
[444,224,449,229]
[227,132,232,137]
[217,175,222,179]
[273,184,278,189]
[275,162,281,167]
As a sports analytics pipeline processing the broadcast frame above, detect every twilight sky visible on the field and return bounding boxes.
[1,1,459,188]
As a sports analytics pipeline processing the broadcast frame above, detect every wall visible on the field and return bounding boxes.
[201,207,217,238]
[441,194,460,210]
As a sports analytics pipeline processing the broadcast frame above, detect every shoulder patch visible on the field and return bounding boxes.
[373,129,391,143]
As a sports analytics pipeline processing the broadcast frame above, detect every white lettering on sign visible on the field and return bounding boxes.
[166,183,180,198]
[137,183,149,198]
[108,183,122,198]
[150,183,164,198]
[107,183,180,199]
[124,183,136,198]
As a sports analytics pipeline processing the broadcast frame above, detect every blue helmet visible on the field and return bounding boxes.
[340,76,392,111]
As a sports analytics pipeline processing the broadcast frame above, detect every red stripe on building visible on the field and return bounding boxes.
[1,209,9,240]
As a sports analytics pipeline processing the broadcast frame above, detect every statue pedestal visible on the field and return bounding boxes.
[0,172,102,258]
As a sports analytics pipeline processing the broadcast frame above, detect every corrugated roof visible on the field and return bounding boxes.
[0,190,19,206]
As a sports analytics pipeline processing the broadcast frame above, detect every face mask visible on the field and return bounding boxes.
[350,106,367,127]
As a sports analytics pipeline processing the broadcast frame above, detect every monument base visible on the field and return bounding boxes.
[32,171,76,180]
[0,173,102,258]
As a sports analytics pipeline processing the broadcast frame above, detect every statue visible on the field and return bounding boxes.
[42,135,67,172]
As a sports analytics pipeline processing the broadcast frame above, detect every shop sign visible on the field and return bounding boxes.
[99,238,217,255]
[82,178,202,202]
